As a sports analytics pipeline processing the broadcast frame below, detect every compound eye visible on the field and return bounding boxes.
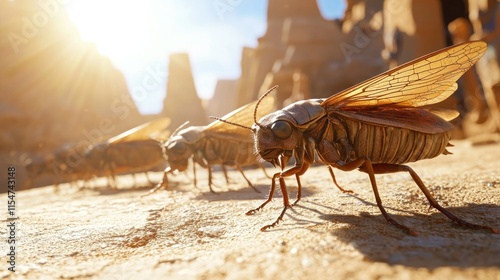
[169,141,186,153]
[271,120,292,139]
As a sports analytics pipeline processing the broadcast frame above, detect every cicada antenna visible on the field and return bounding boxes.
[171,121,190,137]
[209,116,252,130]
[254,85,278,127]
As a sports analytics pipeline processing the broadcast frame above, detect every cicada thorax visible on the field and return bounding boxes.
[316,113,452,165]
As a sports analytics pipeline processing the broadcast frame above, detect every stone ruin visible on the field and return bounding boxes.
[207,79,239,118]
[161,53,207,130]
[466,0,500,139]
[234,0,386,108]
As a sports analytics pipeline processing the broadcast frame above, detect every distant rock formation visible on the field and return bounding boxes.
[319,0,386,97]
[0,0,143,189]
[382,0,500,137]
[383,0,447,67]
[466,0,500,137]
[161,53,207,130]
[207,79,238,118]
[236,0,386,108]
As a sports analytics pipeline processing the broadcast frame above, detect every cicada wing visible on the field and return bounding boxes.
[332,107,454,134]
[424,108,460,122]
[151,129,172,142]
[322,41,486,109]
[108,117,171,144]
[205,96,275,140]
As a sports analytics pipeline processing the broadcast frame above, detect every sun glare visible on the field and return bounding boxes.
[65,0,154,57]
[63,1,266,114]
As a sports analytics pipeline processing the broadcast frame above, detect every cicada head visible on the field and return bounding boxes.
[163,126,202,171]
[252,111,300,166]
[164,138,192,171]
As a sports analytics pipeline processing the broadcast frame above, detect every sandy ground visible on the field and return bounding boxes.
[1,140,500,279]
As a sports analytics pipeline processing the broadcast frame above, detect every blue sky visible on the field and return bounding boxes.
[65,1,345,114]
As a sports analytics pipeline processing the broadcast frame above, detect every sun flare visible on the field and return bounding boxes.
[65,0,154,57]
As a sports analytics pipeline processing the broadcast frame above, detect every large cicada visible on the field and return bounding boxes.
[227,41,497,235]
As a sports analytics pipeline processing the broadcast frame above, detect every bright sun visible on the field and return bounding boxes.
[65,0,154,57]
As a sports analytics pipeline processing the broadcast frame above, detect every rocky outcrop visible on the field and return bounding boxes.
[236,0,386,108]
[162,53,207,130]
[0,0,143,189]
[207,79,238,118]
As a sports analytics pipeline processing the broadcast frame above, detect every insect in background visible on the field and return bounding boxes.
[24,143,93,190]
[25,118,170,189]
[83,117,170,188]
[147,98,276,195]
[223,41,498,235]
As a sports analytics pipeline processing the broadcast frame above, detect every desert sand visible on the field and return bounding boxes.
[2,140,499,280]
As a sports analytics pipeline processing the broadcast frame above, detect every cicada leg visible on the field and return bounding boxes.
[327,165,354,193]
[142,167,170,197]
[257,153,311,231]
[221,165,230,184]
[246,172,280,216]
[363,163,500,234]
[332,157,418,235]
[260,177,292,231]
[233,162,260,193]
[292,174,302,206]
[259,162,272,179]
[207,165,220,194]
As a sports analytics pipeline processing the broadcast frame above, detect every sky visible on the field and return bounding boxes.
[65,1,345,114]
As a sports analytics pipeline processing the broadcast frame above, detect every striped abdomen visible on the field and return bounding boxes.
[197,137,257,166]
[336,118,451,164]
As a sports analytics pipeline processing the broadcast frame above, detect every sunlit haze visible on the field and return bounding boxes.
[65,1,345,114]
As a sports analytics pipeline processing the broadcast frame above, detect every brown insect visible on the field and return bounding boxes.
[24,143,93,189]
[84,118,170,187]
[25,118,170,190]
[148,99,275,194]
[224,41,498,235]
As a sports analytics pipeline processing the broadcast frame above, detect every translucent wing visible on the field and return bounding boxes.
[322,41,486,109]
[205,96,275,140]
[108,118,171,144]
[425,108,460,121]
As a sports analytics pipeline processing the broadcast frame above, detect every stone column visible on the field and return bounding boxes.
[161,53,207,130]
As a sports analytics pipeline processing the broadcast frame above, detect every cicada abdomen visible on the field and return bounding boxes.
[320,110,453,166]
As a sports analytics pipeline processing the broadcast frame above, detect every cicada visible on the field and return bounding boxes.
[148,98,275,194]
[24,143,93,189]
[84,117,170,187]
[25,118,170,190]
[235,41,497,234]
